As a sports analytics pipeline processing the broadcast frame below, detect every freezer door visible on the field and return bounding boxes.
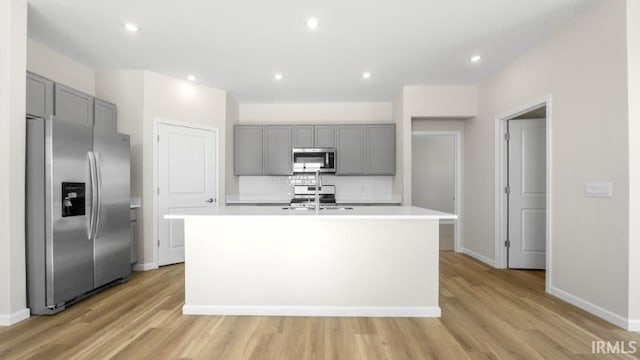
[49,118,95,305]
[93,128,131,287]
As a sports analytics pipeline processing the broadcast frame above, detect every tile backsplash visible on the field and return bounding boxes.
[238,175,394,201]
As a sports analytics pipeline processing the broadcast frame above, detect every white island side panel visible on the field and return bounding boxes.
[183,216,440,317]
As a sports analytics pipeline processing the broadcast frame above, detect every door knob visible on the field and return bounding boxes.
[206,198,214,203]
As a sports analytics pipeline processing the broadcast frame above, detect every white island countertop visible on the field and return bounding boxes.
[166,205,457,220]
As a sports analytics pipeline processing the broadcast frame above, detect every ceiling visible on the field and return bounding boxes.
[27,0,596,103]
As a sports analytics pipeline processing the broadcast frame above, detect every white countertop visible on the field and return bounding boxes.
[166,205,457,220]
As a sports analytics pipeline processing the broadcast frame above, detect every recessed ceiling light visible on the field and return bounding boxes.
[274,72,283,81]
[187,75,196,82]
[124,22,139,32]
[306,17,319,30]
[362,72,371,79]
[470,55,482,63]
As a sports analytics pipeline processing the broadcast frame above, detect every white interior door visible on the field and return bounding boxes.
[508,119,546,269]
[158,123,217,266]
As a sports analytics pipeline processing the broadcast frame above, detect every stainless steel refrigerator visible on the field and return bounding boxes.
[26,115,131,315]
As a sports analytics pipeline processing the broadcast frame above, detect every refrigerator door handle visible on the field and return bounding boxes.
[88,152,98,240]
[94,152,103,238]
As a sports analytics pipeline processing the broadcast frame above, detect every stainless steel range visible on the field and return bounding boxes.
[289,174,336,208]
[290,185,337,207]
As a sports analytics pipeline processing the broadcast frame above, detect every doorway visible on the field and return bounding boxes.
[412,131,462,251]
[155,122,219,266]
[495,97,551,278]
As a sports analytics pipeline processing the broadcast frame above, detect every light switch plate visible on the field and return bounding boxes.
[585,182,613,198]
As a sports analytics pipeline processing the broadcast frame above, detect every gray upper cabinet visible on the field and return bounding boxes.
[335,125,365,175]
[234,123,394,176]
[314,125,335,148]
[293,126,314,148]
[26,72,54,118]
[365,124,395,175]
[54,83,94,126]
[94,99,117,131]
[263,126,292,175]
[234,125,263,175]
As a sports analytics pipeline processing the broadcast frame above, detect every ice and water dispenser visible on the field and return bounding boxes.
[61,182,85,217]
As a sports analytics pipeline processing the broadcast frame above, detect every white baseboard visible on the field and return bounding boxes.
[183,305,441,318]
[132,262,157,271]
[462,248,496,267]
[629,319,640,332]
[548,286,633,331]
[0,308,30,326]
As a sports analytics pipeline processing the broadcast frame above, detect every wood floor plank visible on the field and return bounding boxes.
[1,252,639,359]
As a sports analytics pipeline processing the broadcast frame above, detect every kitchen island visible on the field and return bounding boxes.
[167,206,456,318]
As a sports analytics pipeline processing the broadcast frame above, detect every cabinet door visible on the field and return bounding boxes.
[314,125,335,148]
[335,125,365,175]
[54,83,94,126]
[293,126,314,148]
[365,124,395,175]
[263,126,292,175]
[94,99,117,131]
[234,126,263,175]
[26,72,54,118]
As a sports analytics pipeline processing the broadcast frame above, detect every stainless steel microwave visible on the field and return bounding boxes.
[292,148,336,173]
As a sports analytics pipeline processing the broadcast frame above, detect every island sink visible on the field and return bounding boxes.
[280,206,354,211]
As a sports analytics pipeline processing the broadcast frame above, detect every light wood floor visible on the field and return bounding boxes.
[1,252,639,359]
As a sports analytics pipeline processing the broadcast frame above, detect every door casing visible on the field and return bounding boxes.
[494,95,553,292]
[153,118,220,268]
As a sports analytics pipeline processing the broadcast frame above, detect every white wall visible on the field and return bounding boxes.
[96,70,231,269]
[403,86,477,118]
[465,0,631,324]
[239,102,392,123]
[627,0,640,327]
[140,71,228,267]
[399,86,477,205]
[412,135,455,213]
[412,118,465,133]
[0,0,29,326]
[26,38,95,95]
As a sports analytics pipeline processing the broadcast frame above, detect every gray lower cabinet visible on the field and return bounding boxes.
[293,126,314,147]
[234,125,263,175]
[335,125,366,175]
[26,72,54,118]
[263,126,292,175]
[365,124,395,175]
[54,83,94,126]
[314,125,335,148]
[94,99,117,131]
